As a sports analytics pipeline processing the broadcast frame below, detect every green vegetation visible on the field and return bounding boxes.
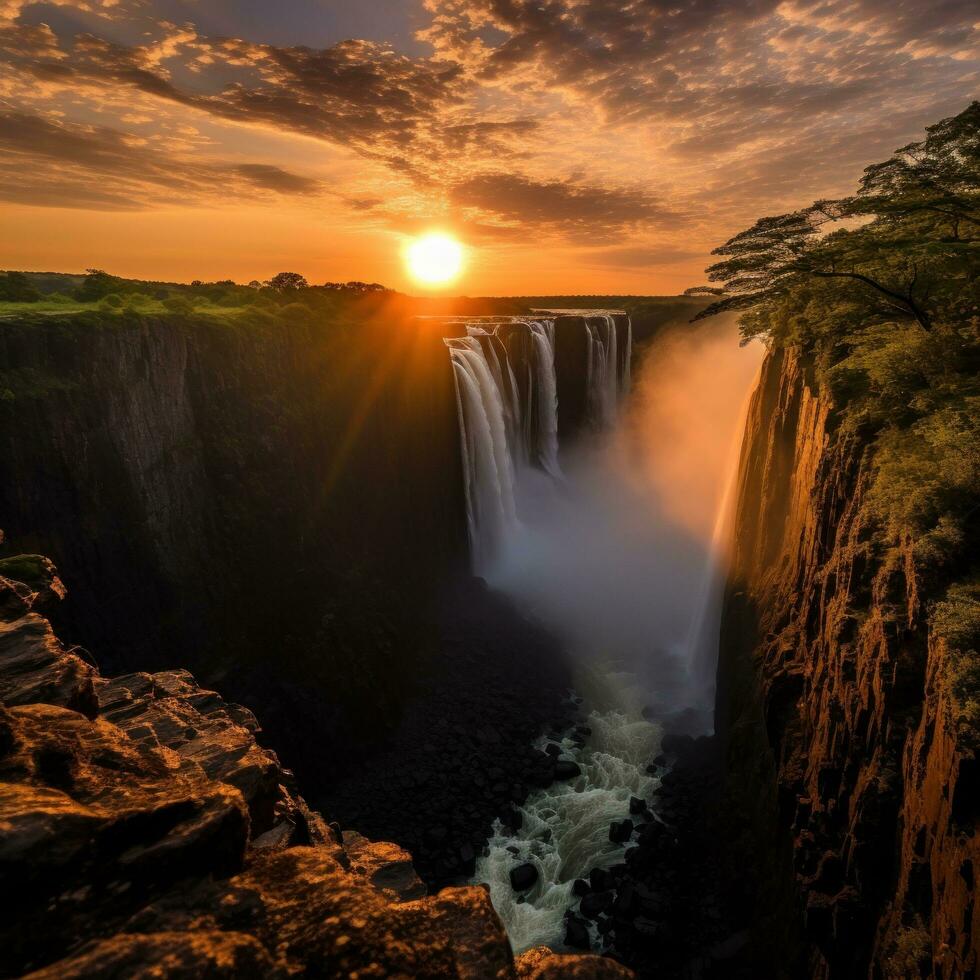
[0,269,393,321]
[700,101,980,733]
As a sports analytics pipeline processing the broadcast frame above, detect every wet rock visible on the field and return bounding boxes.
[580,890,615,919]
[510,862,539,892]
[590,868,616,892]
[628,796,647,815]
[609,819,634,843]
[563,915,591,950]
[572,878,591,897]
[554,760,582,780]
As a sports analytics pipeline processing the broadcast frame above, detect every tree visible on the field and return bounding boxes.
[694,103,980,336]
[75,269,119,302]
[0,271,40,302]
[266,272,309,292]
[849,101,980,240]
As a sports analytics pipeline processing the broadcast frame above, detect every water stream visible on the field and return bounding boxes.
[444,313,761,953]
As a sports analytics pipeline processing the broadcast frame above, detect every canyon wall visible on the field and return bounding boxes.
[0,311,467,776]
[718,345,979,978]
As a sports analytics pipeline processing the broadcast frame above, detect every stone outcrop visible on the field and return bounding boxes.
[718,346,979,978]
[0,554,630,978]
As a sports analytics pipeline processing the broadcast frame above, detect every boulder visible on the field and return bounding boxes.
[609,819,634,843]
[516,946,633,978]
[563,915,591,950]
[554,761,582,780]
[580,890,615,919]
[510,862,539,892]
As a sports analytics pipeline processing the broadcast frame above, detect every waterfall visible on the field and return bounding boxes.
[444,312,632,572]
[446,337,519,569]
[585,315,622,429]
[528,319,562,479]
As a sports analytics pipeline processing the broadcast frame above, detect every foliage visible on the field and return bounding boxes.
[882,922,931,980]
[163,295,195,314]
[696,101,979,338]
[696,103,980,749]
[933,580,980,743]
[265,271,309,292]
[0,271,41,302]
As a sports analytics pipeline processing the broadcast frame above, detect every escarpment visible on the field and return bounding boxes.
[0,553,631,979]
[718,345,980,978]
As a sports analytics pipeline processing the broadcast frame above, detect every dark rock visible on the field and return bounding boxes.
[580,890,615,919]
[509,862,539,892]
[572,878,591,897]
[564,915,591,950]
[554,760,582,780]
[628,796,647,815]
[609,819,634,843]
[589,868,616,892]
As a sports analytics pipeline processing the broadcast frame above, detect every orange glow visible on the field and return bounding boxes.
[405,233,465,286]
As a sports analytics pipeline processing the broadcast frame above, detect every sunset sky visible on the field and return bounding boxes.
[0,0,977,294]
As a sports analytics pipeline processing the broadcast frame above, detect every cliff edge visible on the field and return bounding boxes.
[0,550,630,979]
[719,345,979,979]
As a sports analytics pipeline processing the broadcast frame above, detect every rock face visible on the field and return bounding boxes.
[718,346,979,978]
[0,313,581,892]
[0,555,629,978]
[0,312,466,770]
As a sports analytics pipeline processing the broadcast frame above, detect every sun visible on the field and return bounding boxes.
[405,233,465,286]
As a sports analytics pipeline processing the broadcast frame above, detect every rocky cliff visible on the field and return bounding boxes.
[718,345,979,978]
[0,552,631,979]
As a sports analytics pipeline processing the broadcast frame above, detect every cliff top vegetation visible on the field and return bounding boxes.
[700,100,980,741]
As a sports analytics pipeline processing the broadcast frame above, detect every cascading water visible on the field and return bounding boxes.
[528,319,562,479]
[446,336,520,570]
[585,314,621,429]
[444,313,631,573]
[441,313,763,956]
[474,671,660,953]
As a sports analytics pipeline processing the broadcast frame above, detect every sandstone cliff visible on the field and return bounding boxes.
[0,553,630,979]
[719,346,979,978]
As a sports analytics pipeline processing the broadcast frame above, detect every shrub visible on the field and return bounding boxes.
[163,295,194,314]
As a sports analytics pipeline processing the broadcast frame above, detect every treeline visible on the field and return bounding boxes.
[0,268,391,317]
[701,101,980,737]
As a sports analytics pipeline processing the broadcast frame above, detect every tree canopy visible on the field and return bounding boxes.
[694,101,980,339]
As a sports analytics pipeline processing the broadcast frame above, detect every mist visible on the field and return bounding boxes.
[485,315,764,727]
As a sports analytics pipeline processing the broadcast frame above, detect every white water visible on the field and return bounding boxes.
[446,314,630,572]
[528,319,562,479]
[446,316,764,952]
[447,337,520,569]
[585,314,621,429]
[473,670,661,953]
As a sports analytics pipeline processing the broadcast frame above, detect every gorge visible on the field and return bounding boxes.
[2,103,979,980]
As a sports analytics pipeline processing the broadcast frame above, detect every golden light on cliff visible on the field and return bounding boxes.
[405,232,465,286]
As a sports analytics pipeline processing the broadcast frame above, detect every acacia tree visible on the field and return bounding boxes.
[265,272,309,292]
[693,102,979,336]
[849,100,980,239]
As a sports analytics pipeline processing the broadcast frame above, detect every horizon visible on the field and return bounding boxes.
[0,1,976,293]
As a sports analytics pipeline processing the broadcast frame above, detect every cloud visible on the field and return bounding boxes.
[235,164,319,194]
[0,109,323,209]
[0,0,975,260]
[582,246,704,268]
[450,173,680,238]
